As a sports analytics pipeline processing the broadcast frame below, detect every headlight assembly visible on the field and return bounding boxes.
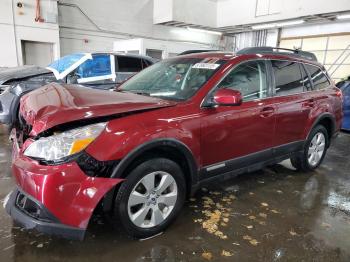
[24,122,106,161]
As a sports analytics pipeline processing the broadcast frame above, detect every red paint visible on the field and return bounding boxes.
[12,137,123,229]
[20,83,176,136]
[13,52,343,232]
[213,89,242,106]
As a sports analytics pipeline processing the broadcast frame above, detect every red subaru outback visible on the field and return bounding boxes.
[5,47,343,240]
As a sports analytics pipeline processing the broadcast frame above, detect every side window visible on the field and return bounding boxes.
[117,56,142,72]
[217,60,268,101]
[300,64,313,91]
[141,59,151,69]
[305,64,330,90]
[272,60,304,96]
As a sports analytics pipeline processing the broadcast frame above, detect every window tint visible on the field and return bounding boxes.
[217,60,268,101]
[117,56,142,72]
[305,64,330,90]
[272,60,304,96]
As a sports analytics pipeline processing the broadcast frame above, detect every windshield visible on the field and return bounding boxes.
[47,53,92,80]
[119,57,226,101]
[76,54,115,84]
[47,53,116,84]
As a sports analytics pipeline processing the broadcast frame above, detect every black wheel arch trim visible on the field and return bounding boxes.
[110,138,199,185]
[308,113,336,142]
[102,139,199,212]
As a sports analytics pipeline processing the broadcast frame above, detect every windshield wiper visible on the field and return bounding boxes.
[127,90,151,97]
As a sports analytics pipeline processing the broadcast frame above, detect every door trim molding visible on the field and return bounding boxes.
[200,140,305,180]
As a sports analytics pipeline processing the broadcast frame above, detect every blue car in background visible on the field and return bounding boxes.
[336,76,350,131]
[0,53,155,127]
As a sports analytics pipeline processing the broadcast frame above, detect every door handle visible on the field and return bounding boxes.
[260,106,275,118]
[303,99,315,108]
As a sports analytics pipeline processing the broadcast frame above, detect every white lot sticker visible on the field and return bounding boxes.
[192,63,220,70]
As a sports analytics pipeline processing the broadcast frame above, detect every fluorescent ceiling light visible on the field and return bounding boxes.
[278,20,304,27]
[337,13,350,20]
[252,23,277,30]
[252,19,305,30]
[187,27,222,36]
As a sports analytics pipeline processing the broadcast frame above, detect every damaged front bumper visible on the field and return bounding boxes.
[5,188,86,240]
[6,137,124,240]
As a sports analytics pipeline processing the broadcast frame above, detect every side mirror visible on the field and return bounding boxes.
[213,88,242,106]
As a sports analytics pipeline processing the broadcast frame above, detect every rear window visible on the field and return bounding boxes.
[117,56,142,72]
[305,64,330,90]
[272,60,304,96]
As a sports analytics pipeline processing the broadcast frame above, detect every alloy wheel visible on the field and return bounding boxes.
[307,132,326,167]
[127,171,178,228]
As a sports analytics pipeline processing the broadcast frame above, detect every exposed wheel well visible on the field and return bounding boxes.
[119,145,195,197]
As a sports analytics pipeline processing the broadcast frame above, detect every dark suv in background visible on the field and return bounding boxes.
[0,53,155,127]
[5,47,342,240]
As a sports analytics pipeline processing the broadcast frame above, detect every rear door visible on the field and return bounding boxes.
[271,60,314,153]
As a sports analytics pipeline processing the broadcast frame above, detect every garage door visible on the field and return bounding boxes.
[22,40,54,67]
[279,34,350,82]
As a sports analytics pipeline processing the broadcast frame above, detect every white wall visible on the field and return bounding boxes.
[0,0,60,67]
[59,0,222,56]
[113,38,216,58]
[154,0,217,28]
[281,21,350,39]
[217,0,350,27]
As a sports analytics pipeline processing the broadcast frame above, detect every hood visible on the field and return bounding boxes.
[0,66,50,85]
[20,83,177,136]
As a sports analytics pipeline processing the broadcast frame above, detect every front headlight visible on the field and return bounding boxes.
[24,122,106,161]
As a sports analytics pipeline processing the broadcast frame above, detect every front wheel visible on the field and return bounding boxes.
[291,125,329,172]
[112,158,186,239]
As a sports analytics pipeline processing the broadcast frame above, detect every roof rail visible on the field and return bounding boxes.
[178,50,219,55]
[236,46,318,62]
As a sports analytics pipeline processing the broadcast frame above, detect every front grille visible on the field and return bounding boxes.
[15,191,56,222]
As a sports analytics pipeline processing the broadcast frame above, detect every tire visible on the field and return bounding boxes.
[291,125,329,172]
[112,158,186,239]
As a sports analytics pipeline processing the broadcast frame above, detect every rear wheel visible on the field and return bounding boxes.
[112,158,186,239]
[291,125,328,172]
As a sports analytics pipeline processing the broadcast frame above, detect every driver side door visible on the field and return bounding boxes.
[200,60,276,177]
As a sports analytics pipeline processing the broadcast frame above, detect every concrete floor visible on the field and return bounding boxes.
[0,124,350,261]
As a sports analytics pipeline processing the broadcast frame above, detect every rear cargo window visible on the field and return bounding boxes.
[272,60,304,96]
[305,64,330,90]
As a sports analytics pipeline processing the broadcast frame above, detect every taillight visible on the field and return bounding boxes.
[335,88,343,100]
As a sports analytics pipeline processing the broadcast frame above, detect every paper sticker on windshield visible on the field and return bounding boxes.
[192,63,220,70]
